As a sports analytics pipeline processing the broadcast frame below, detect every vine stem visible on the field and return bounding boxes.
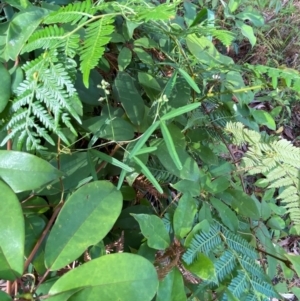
[23,203,63,273]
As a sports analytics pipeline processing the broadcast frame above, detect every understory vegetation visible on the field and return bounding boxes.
[1,0,300,300]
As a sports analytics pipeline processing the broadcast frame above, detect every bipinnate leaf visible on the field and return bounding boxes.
[132,214,170,250]
[45,181,122,271]
[0,181,24,280]
[80,16,114,88]
[156,268,186,301]
[173,193,197,239]
[48,253,159,301]
[0,151,62,193]
[0,64,11,113]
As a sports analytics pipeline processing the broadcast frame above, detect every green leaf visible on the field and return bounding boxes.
[45,181,122,271]
[236,10,264,27]
[80,17,114,88]
[285,254,300,277]
[210,197,238,232]
[0,64,11,113]
[4,7,48,60]
[228,0,241,13]
[114,72,145,126]
[138,72,161,101]
[178,68,200,93]
[160,102,200,121]
[266,216,285,230]
[83,116,135,141]
[0,291,12,301]
[156,268,186,301]
[0,181,24,280]
[118,47,132,71]
[252,110,276,130]
[186,34,233,67]
[235,20,256,47]
[160,120,182,170]
[48,253,159,301]
[154,140,200,182]
[132,214,170,250]
[184,253,217,281]
[128,121,160,159]
[0,151,62,193]
[173,193,197,239]
[89,149,133,172]
[224,189,260,219]
[132,156,163,194]
[172,180,200,196]
[24,215,47,274]
[134,47,153,65]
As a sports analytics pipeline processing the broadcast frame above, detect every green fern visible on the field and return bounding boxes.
[225,121,300,231]
[1,50,81,150]
[183,221,278,300]
[79,16,114,87]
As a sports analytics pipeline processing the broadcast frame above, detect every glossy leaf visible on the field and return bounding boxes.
[132,156,163,194]
[0,181,24,280]
[186,34,233,66]
[48,253,159,301]
[128,121,160,159]
[45,181,122,271]
[178,68,200,93]
[160,102,200,121]
[235,20,256,47]
[118,47,132,71]
[156,268,186,301]
[225,189,260,219]
[184,253,217,282]
[132,214,170,250]
[0,291,12,301]
[252,110,276,130]
[0,151,61,193]
[173,194,197,239]
[114,72,145,125]
[160,120,182,170]
[0,64,11,113]
[210,197,238,232]
[89,149,133,172]
[4,7,48,60]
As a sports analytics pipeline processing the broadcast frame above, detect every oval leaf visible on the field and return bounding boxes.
[0,181,24,280]
[48,253,159,301]
[132,214,170,250]
[0,64,11,113]
[173,194,197,239]
[45,181,122,271]
[0,151,62,193]
[114,72,145,125]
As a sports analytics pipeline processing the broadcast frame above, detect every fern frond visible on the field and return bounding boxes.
[215,250,237,281]
[249,277,278,298]
[135,3,175,22]
[223,230,257,259]
[79,16,114,87]
[22,25,65,53]
[222,270,249,301]
[239,256,267,281]
[182,223,222,264]
[209,28,236,47]
[44,0,96,25]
